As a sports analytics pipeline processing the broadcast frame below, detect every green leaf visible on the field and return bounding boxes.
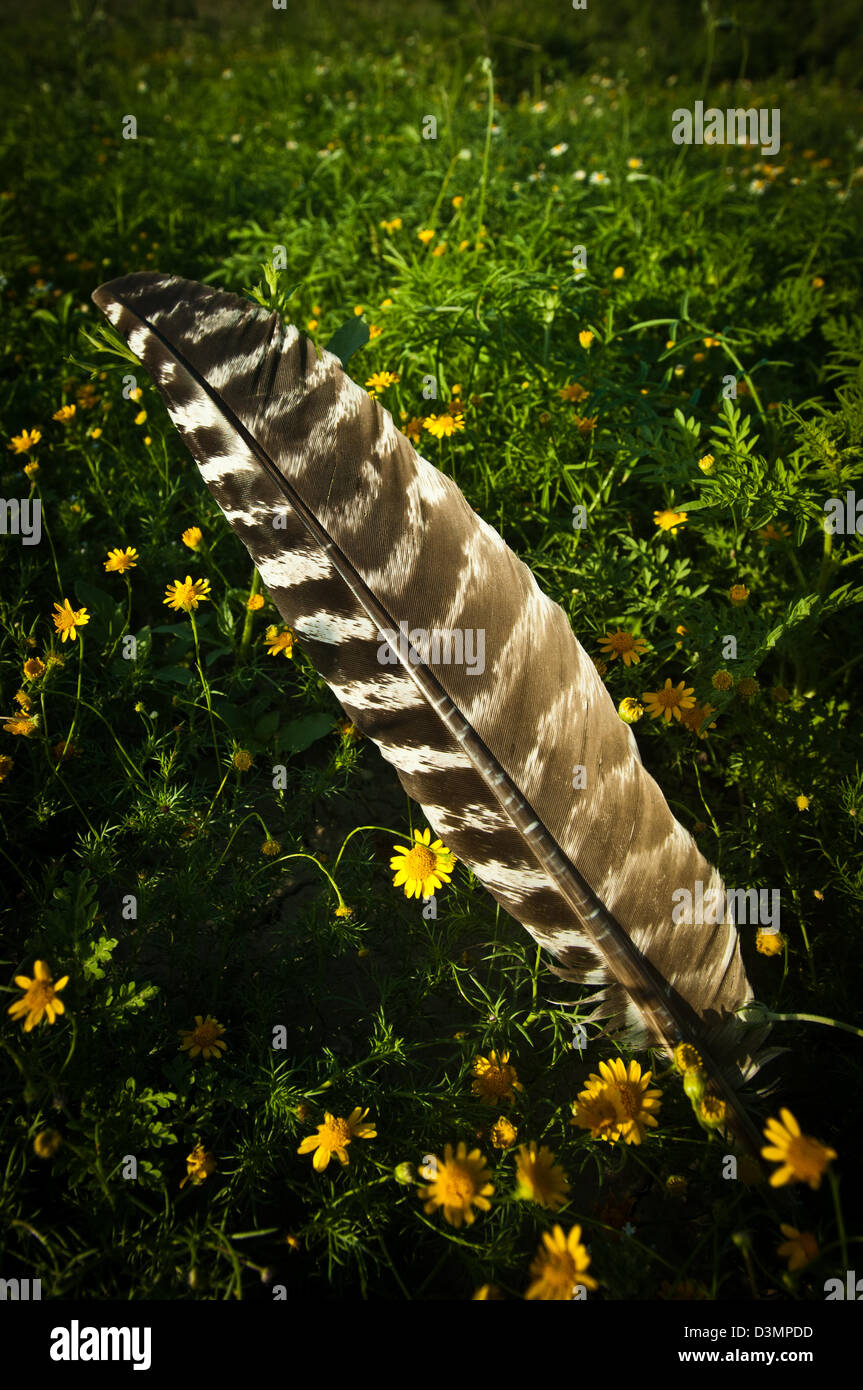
[153,665,194,685]
[276,713,333,754]
[325,317,370,367]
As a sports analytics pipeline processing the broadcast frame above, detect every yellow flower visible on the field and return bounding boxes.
[471,1049,524,1106]
[134,410,147,425]
[264,625,295,658]
[697,1094,726,1129]
[432,242,447,257]
[737,677,759,700]
[24,461,39,479]
[593,657,608,677]
[365,371,400,392]
[129,386,143,402]
[761,1108,837,1190]
[729,583,749,605]
[574,413,598,435]
[711,669,734,692]
[380,218,403,233]
[578,330,594,349]
[811,276,824,290]
[423,412,465,438]
[104,546,138,573]
[451,195,464,208]
[571,1057,662,1145]
[627,157,643,169]
[417,228,435,244]
[666,1174,688,1197]
[673,1043,702,1074]
[335,904,354,919]
[558,381,589,403]
[390,826,455,898]
[180,1143,217,1188]
[796,794,810,812]
[52,598,90,642]
[298,1107,376,1172]
[33,1128,63,1159]
[306,318,319,331]
[261,839,281,856]
[612,266,625,280]
[697,453,714,472]
[163,575,211,611]
[617,697,643,724]
[417,1141,494,1227]
[777,1225,818,1272]
[232,749,253,771]
[599,630,649,667]
[403,416,424,443]
[368,324,382,338]
[756,930,784,957]
[53,404,76,423]
[3,716,37,737]
[679,701,717,739]
[338,720,361,741]
[178,1014,227,1061]
[9,428,42,454]
[490,1116,518,1149]
[472,1284,503,1299]
[641,679,696,723]
[525,1224,597,1300]
[88,427,102,438]
[14,690,32,711]
[0,755,14,781]
[246,592,265,610]
[514,1143,571,1210]
[7,960,69,1032]
[654,508,688,533]
[181,526,203,550]
[353,305,364,316]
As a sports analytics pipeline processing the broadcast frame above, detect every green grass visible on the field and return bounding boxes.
[1,0,862,1301]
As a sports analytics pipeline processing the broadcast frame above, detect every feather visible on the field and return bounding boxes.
[92,271,773,1153]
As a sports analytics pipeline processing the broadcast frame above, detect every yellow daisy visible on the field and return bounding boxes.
[0,754,14,780]
[599,630,649,667]
[9,428,42,454]
[178,1014,227,1061]
[23,658,46,681]
[654,508,688,533]
[423,412,465,438]
[641,678,696,723]
[525,1224,597,1300]
[471,1049,524,1106]
[181,526,203,550]
[777,1224,818,1272]
[490,1116,519,1149]
[578,330,594,349]
[53,404,76,423]
[7,960,69,1031]
[761,1109,837,1190]
[163,576,211,611]
[52,598,90,642]
[558,381,589,403]
[33,1129,62,1159]
[265,625,294,658]
[298,1107,376,1172]
[3,716,38,737]
[755,930,784,956]
[416,1141,494,1227]
[679,701,717,739]
[365,371,400,392]
[514,1143,571,1210]
[180,1144,217,1188]
[571,1057,662,1145]
[104,546,138,573]
[617,697,643,724]
[390,827,455,898]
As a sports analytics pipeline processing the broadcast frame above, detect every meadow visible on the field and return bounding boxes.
[1,0,862,1302]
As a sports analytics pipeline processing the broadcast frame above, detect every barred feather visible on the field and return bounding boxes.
[93,271,772,1152]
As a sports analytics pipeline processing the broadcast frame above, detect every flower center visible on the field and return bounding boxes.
[616,1083,640,1118]
[788,1135,827,1179]
[405,846,437,878]
[323,1118,352,1147]
[439,1165,476,1204]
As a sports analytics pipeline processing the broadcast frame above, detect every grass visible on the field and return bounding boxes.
[1,0,862,1301]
